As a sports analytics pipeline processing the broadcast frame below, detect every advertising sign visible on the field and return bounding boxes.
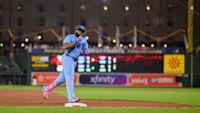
[128,74,182,87]
[31,55,49,71]
[164,54,185,74]
[32,72,78,85]
[79,74,127,85]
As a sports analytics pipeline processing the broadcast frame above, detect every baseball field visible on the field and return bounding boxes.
[0,85,200,113]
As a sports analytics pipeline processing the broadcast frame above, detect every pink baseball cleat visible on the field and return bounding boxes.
[42,86,49,100]
[70,97,80,103]
[42,82,57,100]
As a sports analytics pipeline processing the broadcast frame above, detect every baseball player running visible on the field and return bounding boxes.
[42,25,89,103]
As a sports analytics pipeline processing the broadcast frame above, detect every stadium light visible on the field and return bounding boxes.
[120,43,123,48]
[0,43,3,47]
[80,4,87,11]
[125,5,129,12]
[25,38,29,42]
[85,36,89,40]
[151,44,154,48]
[112,39,116,43]
[37,34,42,40]
[21,43,25,47]
[141,44,145,48]
[146,5,151,11]
[164,44,167,48]
[190,6,194,10]
[103,5,108,11]
[128,44,133,48]
[17,4,23,11]
[98,43,102,48]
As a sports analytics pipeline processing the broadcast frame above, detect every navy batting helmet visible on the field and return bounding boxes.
[75,25,85,33]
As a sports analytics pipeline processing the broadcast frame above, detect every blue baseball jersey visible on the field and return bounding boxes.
[63,34,88,58]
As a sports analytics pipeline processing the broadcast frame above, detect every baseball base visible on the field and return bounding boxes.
[64,103,88,107]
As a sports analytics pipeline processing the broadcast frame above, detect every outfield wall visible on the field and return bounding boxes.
[31,72,183,87]
[28,52,186,87]
[2,51,197,87]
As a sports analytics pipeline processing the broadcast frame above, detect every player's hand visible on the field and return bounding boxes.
[75,37,81,43]
[85,50,90,55]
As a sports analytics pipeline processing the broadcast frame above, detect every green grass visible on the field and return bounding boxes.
[0,85,200,106]
[56,86,200,106]
[0,107,199,113]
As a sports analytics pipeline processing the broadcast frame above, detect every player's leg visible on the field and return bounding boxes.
[54,70,65,85]
[62,56,78,102]
[70,59,80,102]
[43,71,65,99]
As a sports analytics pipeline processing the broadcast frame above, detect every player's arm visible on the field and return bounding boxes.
[62,42,76,50]
[62,37,81,50]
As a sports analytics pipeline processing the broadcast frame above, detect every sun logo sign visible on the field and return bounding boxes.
[168,57,181,70]
[164,54,185,74]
